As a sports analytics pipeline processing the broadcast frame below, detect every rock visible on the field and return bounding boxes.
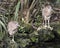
[38,28,55,43]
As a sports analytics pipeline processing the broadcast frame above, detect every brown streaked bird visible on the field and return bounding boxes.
[42,4,52,28]
[7,21,19,43]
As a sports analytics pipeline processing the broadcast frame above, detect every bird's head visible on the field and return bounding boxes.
[13,21,20,27]
[7,21,20,34]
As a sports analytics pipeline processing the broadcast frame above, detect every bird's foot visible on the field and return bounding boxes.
[12,39,16,43]
[37,27,41,31]
[10,39,16,43]
[48,26,53,30]
[42,25,47,29]
[44,25,47,28]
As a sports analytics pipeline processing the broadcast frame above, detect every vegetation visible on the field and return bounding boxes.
[0,0,60,48]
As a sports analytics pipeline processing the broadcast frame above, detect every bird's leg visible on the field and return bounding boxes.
[48,19,50,28]
[12,35,15,43]
[43,20,44,26]
[44,19,47,28]
[48,19,53,30]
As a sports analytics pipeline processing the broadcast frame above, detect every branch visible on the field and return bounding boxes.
[53,7,60,11]
[53,10,60,13]
[20,0,24,11]
[29,0,38,11]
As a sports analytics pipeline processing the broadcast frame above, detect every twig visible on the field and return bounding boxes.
[29,0,38,11]
[53,7,60,11]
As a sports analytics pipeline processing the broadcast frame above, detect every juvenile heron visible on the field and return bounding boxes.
[42,4,52,28]
[7,21,19,43]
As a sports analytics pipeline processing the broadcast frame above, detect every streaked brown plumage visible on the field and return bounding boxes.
[7,21,19,42]
[42,4,52,28]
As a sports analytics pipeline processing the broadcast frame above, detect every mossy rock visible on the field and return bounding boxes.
[38,28,55,41]
[51,23,60,35]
